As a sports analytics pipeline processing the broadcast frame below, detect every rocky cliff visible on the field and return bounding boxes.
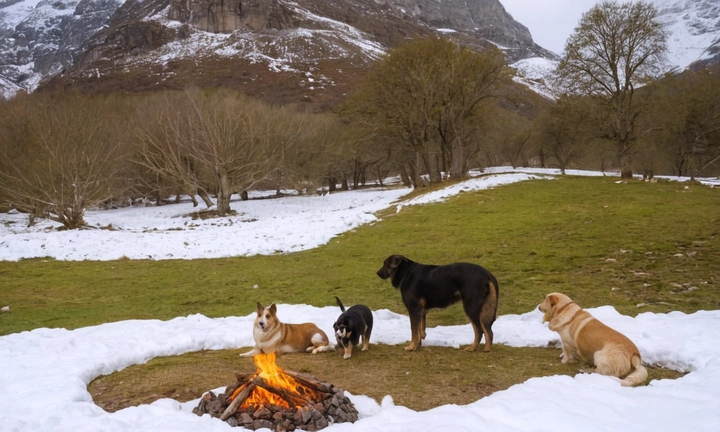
[2,0,556,102]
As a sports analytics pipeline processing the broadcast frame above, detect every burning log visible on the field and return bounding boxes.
[283,370,334,394]
[193,353,358,431]
[255,377,311,408]
[220,381,256,421]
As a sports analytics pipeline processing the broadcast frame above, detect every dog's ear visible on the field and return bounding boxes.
[547,294,558,307]
[269,303,277,315]
[256,302,264,315]
[390,255,406,268]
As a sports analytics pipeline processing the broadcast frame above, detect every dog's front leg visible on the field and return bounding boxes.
[560,342,578,363]
[239,347,261,357]
[343,343,353,359]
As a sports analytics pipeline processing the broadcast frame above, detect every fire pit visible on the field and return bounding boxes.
[192,353,359,431]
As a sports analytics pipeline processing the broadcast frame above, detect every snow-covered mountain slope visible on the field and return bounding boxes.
[0,0,121,99]
[0,0,717,101]
[654,0,720,70]
[0,0,553,100]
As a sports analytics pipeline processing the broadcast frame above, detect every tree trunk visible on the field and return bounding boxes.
[216,171,232,215]
[619,153,634,179]
[197,187,214,208]
[414,150,427,187]
[398,164,412,187]
[449,139,465,179]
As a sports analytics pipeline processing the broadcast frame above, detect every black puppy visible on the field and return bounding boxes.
[333,296,374,359]
[377,254,499,353]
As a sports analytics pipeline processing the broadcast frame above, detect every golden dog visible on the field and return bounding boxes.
[240,303,334,356]
[539,292,648,386]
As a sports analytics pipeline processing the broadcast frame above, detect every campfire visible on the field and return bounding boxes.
[192,353,358,431]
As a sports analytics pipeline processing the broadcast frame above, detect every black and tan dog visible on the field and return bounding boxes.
[376,254,499,352]
[333,296,373,359]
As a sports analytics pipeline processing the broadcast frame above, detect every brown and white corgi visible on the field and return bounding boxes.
[240,302,334,356]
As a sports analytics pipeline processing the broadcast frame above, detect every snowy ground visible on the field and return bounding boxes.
[1,167,719,431]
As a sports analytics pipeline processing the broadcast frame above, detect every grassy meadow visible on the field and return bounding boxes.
[1,175,718,411]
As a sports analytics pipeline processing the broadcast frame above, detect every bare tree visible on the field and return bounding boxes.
[656,67,720,179]
[136,90,307,216]
[554,0,668,178]
[134,92,214,208]
[435,45,508,179]
[535,96,591,173]
[343,37,507,186]
[0,92,131,229]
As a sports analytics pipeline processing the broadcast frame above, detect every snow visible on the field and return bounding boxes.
[0,167,718,262]
[510,56,558,99]
[2,167,720,431]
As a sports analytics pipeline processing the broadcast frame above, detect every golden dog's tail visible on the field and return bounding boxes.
[620,354,648,387]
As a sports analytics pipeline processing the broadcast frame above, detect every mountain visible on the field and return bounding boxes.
[0,0,555,103]
[0,0,123,98]
[653,0,720,70]
[0,0,718,102]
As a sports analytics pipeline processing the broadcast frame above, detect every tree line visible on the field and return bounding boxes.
[0,0,718,229]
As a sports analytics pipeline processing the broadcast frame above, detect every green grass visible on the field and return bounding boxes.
[5,176,716,335]
[1,176,718,411]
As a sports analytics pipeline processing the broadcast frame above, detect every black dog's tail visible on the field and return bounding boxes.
[335,296,346,312]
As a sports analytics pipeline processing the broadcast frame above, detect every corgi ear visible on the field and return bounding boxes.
[269,303,277,314]
[256,302,264,314]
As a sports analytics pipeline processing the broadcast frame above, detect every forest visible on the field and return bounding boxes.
[0,1,718,229]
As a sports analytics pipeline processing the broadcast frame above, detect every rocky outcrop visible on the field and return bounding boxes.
[321,0,555,62]
[166,0,298,33]
[0,0,122,93]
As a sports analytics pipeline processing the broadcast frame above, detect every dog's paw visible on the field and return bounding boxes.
[404,344,418,351]
[239,349,258,357]
[343,353,351,359]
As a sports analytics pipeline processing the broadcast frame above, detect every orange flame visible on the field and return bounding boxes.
[238,352,319,409]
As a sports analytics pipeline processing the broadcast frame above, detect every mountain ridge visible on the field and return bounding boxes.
[1,0,718,102]
[1,0,555,102]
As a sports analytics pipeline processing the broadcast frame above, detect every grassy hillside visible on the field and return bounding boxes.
[1,175,718,410]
